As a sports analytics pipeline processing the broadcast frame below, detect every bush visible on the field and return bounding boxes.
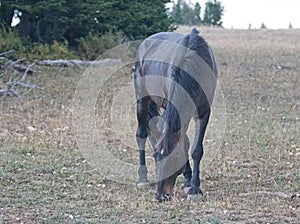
[0,28,126,61]
[0,28,27,58]
[77,32,126,60]
[28,40,76,60]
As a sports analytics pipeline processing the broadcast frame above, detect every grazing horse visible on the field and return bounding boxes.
[134,28,218,202]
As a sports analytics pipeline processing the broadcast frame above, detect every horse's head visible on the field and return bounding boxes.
[149,72,192,201]
[152,131,190,202]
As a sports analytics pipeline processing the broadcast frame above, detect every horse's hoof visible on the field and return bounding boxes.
[186,187,203,201]
[187,186,203,195]
[137,182,150,189]
[187,193,204,202]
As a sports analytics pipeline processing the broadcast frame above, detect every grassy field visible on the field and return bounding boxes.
[0,27,299,223]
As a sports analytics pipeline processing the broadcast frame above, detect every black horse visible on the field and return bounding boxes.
[134,28,218,202]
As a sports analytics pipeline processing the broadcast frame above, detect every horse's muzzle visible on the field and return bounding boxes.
[155,193,172,202]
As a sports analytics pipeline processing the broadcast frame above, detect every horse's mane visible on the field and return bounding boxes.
[186,28,217,75]
[158,28,217,156]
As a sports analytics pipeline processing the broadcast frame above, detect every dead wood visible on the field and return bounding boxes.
[37,58,122,68]
[1,50,122,98]
[0,55,39,98]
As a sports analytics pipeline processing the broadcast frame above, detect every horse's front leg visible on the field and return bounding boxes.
[136,97,150,188]
[183,135,192,188]
[187,110,210,199]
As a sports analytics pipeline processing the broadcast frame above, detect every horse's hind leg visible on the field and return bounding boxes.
[136,97,150,188]
[187,110,210,200]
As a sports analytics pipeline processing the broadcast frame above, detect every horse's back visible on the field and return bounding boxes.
[147,32,183,42]
[135,28,218,108]
[136,32,183,64]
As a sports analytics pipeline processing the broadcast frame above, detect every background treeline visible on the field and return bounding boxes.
[0,0,224,60]
[171,0,223,26]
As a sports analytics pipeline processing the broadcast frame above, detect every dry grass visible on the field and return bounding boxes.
[0,27,299,223]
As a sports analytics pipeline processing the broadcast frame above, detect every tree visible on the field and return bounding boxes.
[172,0,183,24]
[193,2,201,25]
[260,22,267,29]
[0,0,175,45]
[182,2,194,25]
[113,0,175,40]
[171,0,201,26]
[202,0,224,26]
[0,0,15,28]
[0,0,110,44]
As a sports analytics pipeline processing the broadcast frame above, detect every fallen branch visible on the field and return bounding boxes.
[9,63,35,88]
[0,50,15,57]
[0,60,39,98]
[37,58,122,68]
[5,58,35,74]
[0,88,18,97]
[239,191,290,199]
[1,53,123,97]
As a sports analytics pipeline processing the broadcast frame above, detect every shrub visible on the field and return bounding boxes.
[0,28,126,61]
[0,28,27,58]
[28,40,76,60]
[50,40,76,59]
[77,32,126,60]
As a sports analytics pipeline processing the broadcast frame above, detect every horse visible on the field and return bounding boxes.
[134,28,218,202]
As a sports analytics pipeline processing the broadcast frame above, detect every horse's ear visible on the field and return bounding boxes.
[180,33,190,48]
[180,28,199,48]
[173,33,190,66]
[188,28,200,46]
[190,28,199,36]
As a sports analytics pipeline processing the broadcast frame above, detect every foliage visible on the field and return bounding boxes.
[77,31,126,60]
[202,0,224,26]
[28,40,77,60]
[171,0,223,27]
[0,28,27,57]
[0,0,174,47]
[113,0,175,40]
[260,23,267,29]
[0,28,124,60]
[171,0,201,26]
[172,0,183,25]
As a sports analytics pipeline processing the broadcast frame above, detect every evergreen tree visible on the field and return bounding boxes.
[193,2,201,25]
[171,0,201,26]
[114,0,175,40]
[172,0,183,25]
[182,2,194,25]
[260,22,267,29]
[203,0,224,26]
[0,0,174,45]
